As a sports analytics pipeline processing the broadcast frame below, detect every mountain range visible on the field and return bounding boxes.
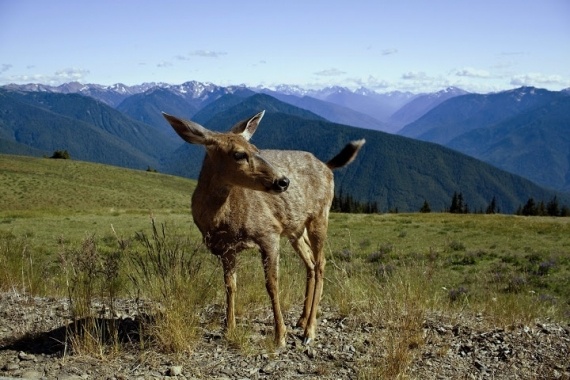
[398,87,570,191]
[1,81,569,213]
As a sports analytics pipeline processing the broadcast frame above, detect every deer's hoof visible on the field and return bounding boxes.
[275,337,286,349]
[302,337,313,346]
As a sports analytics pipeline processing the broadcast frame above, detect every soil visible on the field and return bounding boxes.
[1,291,569,379]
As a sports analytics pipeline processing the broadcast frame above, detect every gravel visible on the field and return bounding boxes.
[1,291,569,379]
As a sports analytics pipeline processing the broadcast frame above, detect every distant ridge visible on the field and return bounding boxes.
[397,87,570,191]
[390,87,468,129]
[162,92,570,213]
[2,82,569,211]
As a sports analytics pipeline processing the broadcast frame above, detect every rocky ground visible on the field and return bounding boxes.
[1,291,569,379]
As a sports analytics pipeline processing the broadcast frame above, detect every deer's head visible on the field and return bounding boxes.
[163,111,290,194]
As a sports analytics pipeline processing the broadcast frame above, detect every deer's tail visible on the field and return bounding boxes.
[326,139,366,170]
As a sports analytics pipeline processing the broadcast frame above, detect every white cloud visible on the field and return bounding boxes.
[510,73,570,87]
[510,73,570,88]
[157,61,173,68]
[314,68,346,77]
[188,50,228,58]
[1,64,13,74]
[381,48,398,56]
[455,67,490,78]
[401,71,428,80]
[356,75,391,90]
[500,51,525,56]
[173,50,228,62]
[53,68,90,81]
[0,67,90,85]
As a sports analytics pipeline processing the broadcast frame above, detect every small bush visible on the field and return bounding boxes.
[506,274,527,293]
[448,286,468,302]
[375,263,396,280]
[127,219,215,353]
[333,249,353,262]
[367,251,385,263]
[59,234,124,355]
[536,259,556,276]
[50,150,71,159]
[448,240,466,251]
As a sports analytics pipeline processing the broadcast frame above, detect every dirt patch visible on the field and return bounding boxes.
[1,292,569,379]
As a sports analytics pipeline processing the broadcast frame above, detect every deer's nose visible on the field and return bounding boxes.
[272,177,290,193]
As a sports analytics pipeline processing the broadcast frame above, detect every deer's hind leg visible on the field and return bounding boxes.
[290,229,315,331]
[303,218,328,345]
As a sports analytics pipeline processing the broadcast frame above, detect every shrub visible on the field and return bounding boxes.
[448,286,468,302]
[50,150,71,159]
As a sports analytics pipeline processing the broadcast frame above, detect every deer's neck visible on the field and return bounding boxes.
[191,160,235,226]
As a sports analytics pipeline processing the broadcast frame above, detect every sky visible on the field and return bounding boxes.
[1,0,569,93]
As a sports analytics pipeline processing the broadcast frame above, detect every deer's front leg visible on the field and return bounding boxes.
[221,252,237,332]
[260,244,286,348]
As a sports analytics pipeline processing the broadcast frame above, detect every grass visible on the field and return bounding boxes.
[0,154,194,212]
[1,154,570,376]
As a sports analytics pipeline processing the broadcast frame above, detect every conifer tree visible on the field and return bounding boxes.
[486,196,497,214]
[522,198,537,216]
[546,196,560,216]
[420,200,431,213]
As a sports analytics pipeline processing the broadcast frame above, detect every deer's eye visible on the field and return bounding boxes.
[233,151,248,161]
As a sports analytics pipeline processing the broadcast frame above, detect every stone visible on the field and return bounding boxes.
[168,365,183,376]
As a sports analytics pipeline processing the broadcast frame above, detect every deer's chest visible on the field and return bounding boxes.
[192,202,259,255]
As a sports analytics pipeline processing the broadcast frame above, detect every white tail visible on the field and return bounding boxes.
[163,110,365,347]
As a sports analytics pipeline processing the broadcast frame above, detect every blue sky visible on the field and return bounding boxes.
[1,0,569,93]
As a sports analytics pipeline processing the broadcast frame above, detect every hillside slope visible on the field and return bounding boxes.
[0,154,195,212]
[397,87,570,191]
[397,87,563,144]
[164,94,570,213]
[447,96,570,191]
[389,87,468,129]
[0,89,180,170]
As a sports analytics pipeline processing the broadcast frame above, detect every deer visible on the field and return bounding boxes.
[162,110,365,347]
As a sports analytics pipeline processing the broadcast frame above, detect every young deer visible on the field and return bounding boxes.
[163,110,364,347]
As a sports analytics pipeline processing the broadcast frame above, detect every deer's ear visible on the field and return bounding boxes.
[162,112,212,145]
[230,110,265,141]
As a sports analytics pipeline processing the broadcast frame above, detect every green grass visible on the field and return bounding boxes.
[0,154,195,212]
[1,154,569,374]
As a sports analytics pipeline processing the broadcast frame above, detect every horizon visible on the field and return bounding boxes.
[1,0,569,93]
[3,79,568,96]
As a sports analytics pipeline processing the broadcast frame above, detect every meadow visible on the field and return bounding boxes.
[1,154,569,377]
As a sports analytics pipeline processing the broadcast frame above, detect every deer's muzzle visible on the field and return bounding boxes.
[271,177,290,193]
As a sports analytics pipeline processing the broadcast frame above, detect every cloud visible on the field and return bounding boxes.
[174,50,228,61]
[0,67,90,85]
[1,64,13,74]
[157,61,173,68]
[381,48,398,56]
[510,73,570,88]
[189,50,228,58]
[401,71,428,80]
[53,68,90,81]
[500,51,525,56]
[314,68,346,77]
[353,75,391,90]
[455,67,491,78]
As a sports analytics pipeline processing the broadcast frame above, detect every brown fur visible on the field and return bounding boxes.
[163,110,364,347]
